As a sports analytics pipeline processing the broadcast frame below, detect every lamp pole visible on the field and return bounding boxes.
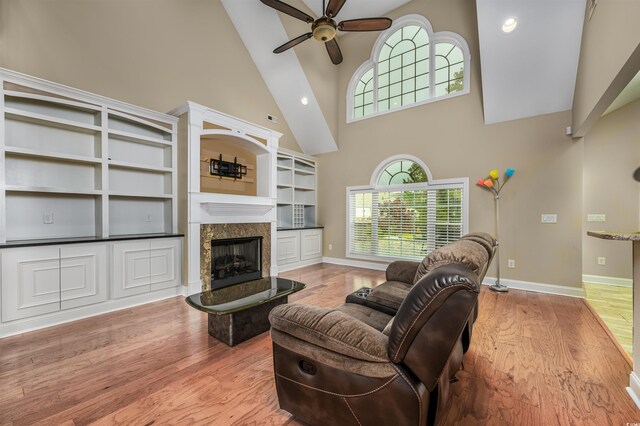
[490,192,508,292]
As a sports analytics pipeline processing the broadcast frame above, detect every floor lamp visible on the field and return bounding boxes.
[476,168,515,293]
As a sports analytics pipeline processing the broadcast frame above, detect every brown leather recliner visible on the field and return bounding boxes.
[269,263,481,426]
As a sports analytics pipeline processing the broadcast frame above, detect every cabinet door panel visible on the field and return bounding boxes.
[112,241,151,299]
[149,238,181,291]
[1,247,60,322]
[277,232,300,265]
[300,230,323,261]
[60,244,107,310]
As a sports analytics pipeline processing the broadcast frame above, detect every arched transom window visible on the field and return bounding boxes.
[347,15,470,122]
[376,159,428,186]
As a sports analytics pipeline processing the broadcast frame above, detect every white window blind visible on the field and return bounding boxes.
[348,185,465,261]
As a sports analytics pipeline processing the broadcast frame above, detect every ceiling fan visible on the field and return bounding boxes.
[260,0,392,65]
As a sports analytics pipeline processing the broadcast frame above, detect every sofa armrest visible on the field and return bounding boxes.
[269,304,389,362]
[386,261,420,284]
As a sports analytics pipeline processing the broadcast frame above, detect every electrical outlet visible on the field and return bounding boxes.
[587,214,606,222]
[328,244,333,251]
[43,213,54,224]
[507,259,516,268]
[598,257,606,265]
[541,214,557,224]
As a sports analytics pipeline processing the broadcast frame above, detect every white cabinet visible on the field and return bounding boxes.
[277,232,300,266]
[60,244,108,310]
[0,237,182,336]
[112,238,181,299]
[300,229,323,261]
[1,243,107,322]
[277,229,323,271]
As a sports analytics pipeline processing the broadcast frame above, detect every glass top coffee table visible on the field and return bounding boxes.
[186,277,305,346]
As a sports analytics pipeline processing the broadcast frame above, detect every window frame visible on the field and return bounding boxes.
[345,154,469,262]
[346,14,471,123]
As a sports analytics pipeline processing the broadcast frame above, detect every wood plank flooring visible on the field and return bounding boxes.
[584,283,633,356]
[0,263,638,425]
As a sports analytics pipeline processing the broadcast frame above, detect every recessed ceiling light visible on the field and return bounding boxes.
[300,96,309,105]
[502,17,518,33]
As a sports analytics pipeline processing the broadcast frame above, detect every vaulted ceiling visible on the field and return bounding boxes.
[223,0,588,154]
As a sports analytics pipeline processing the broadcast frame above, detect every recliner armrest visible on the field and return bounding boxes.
[386,261,420,284]
[269,304,389,362]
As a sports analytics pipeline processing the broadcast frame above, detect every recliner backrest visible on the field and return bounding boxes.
[388,263,480,389]
[413,239,489,284]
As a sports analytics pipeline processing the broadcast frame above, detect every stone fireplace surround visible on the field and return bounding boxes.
[200,223,271,291]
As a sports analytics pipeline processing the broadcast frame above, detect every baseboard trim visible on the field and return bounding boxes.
[628,372,640,410]
[278,258,323,273]
[0,287,184,339]
[582,274,632,287]
[322,257,584,298]
[322,257,389,271]
[483,276,585,298]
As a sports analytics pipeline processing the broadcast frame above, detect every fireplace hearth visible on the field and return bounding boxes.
[211,236,263,289]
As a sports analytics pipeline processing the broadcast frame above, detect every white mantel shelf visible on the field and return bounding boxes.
[195,193,276,224]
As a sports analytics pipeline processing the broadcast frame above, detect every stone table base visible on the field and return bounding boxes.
[207,297,287,346]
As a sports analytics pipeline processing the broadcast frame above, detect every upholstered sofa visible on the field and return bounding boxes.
[268,233,495,425]
[363,232,496,315]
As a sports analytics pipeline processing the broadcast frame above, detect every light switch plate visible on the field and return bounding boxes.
[587,214,606,222]
[541,214,557,224]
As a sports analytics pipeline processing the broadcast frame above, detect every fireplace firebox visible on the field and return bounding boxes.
[211,236,263,289]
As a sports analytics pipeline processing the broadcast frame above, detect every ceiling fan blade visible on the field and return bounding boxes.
[274,32,313,53]
[259,0,314,23]
[325,38,343,65]
[325,0,346,18]
[338,17,392,32]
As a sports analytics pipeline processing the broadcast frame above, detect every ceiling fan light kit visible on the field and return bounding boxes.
[259,0,392,65]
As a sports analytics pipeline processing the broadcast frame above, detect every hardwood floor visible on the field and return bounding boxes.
[584,283,633,357]
[0,263,638,425]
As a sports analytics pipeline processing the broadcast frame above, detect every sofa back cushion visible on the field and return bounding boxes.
[413,239,488,284]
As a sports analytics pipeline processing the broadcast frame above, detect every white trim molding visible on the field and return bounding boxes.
[346,14,471,124]
[322,256,389,271]
[582,274,633,287]
[321,257,585,298]
[483,276,585,298]
[628,371,640,410]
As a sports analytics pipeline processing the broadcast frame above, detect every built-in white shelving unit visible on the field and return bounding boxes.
[0,69,183,338]
[276,148,317,229]
[0,68,178,243]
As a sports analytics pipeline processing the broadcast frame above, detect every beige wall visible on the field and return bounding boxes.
[582,99,640,279]
[572,0,640,137]
[317,0,583,287]
[0,0,302,152]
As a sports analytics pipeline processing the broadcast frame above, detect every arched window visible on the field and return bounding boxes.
[347,155,468,261]
[347,15,470,122]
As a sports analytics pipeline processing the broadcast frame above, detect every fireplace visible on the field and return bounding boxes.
[211,236,263,289]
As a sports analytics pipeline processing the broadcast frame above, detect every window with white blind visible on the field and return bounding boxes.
[347,156,468,261]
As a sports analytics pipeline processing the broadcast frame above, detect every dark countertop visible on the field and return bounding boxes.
[0,233,184,249]
[277,226,324,231]
[587,231,640,241]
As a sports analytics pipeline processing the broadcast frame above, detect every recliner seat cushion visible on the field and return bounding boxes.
[335,303,393,332]
[269,304,390,362]
[413,239,488,284]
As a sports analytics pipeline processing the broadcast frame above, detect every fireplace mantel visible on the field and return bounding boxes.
[194,193,276,224]
[171,101,282,295]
